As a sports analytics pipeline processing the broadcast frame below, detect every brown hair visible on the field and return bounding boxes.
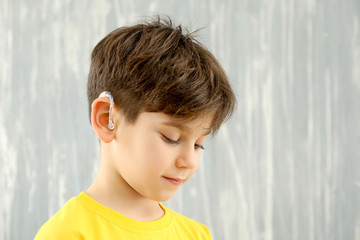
[87,16,236,134]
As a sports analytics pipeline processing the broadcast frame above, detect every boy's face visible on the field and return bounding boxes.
[110,111,211,202]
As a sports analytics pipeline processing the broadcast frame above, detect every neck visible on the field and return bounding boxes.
[86,155,164,222]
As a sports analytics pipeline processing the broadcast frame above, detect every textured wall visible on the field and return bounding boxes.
[1,0,359,239]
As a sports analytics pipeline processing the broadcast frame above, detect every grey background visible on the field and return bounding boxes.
[1,0,359,239]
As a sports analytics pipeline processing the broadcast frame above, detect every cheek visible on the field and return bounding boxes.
[142,135,174,169]
[188,154,201,176]
[193,159,201,172]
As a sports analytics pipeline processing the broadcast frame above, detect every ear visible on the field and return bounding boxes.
[91,97,116,143]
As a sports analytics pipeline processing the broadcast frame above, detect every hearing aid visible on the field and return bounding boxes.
[99,91,115,130]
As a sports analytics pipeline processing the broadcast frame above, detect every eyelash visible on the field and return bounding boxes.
[161,135,205,150]
[162,135,179,144]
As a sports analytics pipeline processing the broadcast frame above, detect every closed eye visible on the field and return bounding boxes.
[162,134,205,150]
[162,134,180,144]
[195,144,205,150]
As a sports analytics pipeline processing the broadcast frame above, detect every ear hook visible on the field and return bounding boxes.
[99,91,115,130]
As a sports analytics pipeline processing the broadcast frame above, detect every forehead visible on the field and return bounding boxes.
[139,112,213,135]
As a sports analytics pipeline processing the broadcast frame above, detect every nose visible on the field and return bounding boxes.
[175,144,200,169]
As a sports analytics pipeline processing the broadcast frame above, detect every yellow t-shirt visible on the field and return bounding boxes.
[34,192,212,239]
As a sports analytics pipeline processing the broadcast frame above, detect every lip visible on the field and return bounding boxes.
[163,176,184,186]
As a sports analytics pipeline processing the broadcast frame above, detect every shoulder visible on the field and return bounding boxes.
[163,205,212,239]
[34,195,86,240]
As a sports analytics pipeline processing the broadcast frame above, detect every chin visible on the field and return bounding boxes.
[150,192,177,202]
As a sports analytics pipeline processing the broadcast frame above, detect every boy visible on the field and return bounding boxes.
[35,16,235,239]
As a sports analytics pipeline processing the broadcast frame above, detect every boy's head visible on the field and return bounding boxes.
[86,16,236,202]
[87,16,235,133]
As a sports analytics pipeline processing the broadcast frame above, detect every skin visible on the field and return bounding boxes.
[86,96,211,222]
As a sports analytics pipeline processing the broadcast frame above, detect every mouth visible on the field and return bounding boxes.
[163,176,184,186]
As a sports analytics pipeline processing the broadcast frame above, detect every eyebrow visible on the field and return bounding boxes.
[162,121,211,136]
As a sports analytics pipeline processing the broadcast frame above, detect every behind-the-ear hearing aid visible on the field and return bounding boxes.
[99,91,115,130]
